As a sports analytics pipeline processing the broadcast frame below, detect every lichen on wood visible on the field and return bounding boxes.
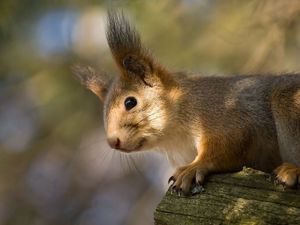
[154,168,300,225]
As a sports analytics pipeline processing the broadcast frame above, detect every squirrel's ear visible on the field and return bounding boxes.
[106,11,175,87]
[122,54,153,83]
[106,11,154,85]
[72,65,108,101]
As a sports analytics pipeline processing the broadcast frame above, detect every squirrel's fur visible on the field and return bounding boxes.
[73,11,300,194]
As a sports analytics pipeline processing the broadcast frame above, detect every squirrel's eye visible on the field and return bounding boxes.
[124,97,137,111]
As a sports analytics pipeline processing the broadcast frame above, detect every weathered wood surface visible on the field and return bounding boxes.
[154,168,300,225]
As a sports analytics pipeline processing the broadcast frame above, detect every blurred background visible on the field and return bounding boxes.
[1,0,300,224]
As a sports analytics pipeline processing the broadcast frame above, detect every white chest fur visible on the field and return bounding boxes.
[158,130,198,167]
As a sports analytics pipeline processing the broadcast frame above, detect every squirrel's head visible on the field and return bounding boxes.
[73,11,181,153]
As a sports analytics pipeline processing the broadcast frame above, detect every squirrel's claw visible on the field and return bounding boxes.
[169,176,185,197]
[170,184,177,194]
[170,181,205,196]
[170,185,184,196]
[168,176,176,185]
[169,165,208,196]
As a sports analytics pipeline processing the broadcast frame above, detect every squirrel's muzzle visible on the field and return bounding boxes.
[107,136,121,150]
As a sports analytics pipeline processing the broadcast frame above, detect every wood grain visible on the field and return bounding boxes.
[154,168,300,225]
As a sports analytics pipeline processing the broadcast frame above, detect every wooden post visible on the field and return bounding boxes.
[154,168,300,225]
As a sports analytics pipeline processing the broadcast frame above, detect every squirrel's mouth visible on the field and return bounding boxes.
[117,138,146,153]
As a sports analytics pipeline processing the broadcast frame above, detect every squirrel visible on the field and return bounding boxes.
[73,11,300,195]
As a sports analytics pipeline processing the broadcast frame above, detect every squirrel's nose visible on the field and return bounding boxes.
[107,137,121,149]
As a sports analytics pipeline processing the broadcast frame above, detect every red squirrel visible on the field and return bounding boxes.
[73,11,300,195]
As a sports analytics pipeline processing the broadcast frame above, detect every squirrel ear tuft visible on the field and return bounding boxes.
[71,65,108,101]
[122,55,155,87]
[123,55,147,77]
[106,11,156,84]
[106,11,175,87]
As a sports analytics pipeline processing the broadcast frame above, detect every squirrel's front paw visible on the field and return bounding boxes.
[274,163,300,188]
[168,165,207,195]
